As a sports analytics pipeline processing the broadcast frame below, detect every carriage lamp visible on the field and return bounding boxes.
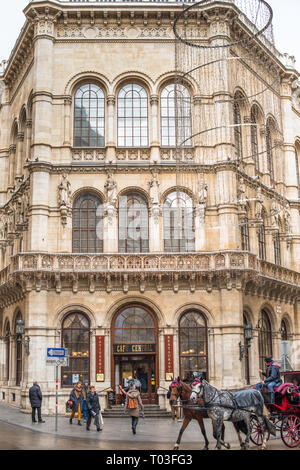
[239,323,253,361]
[16,318,30,356]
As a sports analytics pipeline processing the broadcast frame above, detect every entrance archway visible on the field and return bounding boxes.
[112,304,158,404]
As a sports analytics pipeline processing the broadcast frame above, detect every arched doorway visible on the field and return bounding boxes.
[112,304,158,404]
[258,309,273,370]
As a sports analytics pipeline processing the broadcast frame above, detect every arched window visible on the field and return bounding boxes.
[295,143,300,199]
[233,93,243,160]
[113,306,155,344]
[266,118,275,181]
[73,192,103,253]
[163,191,195,252]
[4,321,10,382]
[258,212,266,260]
[74,84,105,148]
[243,314,250,385]
[241,215,250,251]
[250,106,259,171]
[118,84,148,147]
[179,311,208,381]
[274,232,281,265]
[62,312,90,387]
[161,84,192,147]
[258,310,273,370]
[119,192,149,253]
[280,320,288,341]
[15,312,23,387]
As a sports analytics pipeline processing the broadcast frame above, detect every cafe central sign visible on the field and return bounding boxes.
[114,343,156,354]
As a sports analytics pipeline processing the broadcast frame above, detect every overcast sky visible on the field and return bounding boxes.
[0,0,299,68]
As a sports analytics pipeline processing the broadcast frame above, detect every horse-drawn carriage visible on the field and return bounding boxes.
[250,371,300,448]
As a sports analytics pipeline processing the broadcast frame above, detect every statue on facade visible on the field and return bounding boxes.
[270,201,279,229]
[255,185,263,220]
[105,172,118,223]
[196,179,208,225]
[284,201,292,234]
[58,174,71,208]
[148,171,161,223]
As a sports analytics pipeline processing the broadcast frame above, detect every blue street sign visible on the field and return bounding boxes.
[47,348,67,358]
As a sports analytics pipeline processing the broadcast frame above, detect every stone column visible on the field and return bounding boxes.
[103,208,118,253]
[8,145,16,192]
[150,95,160,163]
[63,96,72,146]
[29,168,50,251]
[106,95,116,162]
[243,116,255,177]
[195,203,206,251]
[31,15,55,162]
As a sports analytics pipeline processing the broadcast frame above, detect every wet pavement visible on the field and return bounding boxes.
[0,403,295,450]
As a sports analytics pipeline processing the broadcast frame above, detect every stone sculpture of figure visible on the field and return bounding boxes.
[284,202,292,234]
[197,180,208,206]
[149,171,160,206]
[0,210,5,240]
[255,185,263,220]
[270,201,278,229]
[105,172,117,206]
[58,174,71,207]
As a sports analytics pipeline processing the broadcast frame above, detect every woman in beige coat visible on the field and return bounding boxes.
[125,381,144,434]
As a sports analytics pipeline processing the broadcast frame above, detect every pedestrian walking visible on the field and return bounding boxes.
[86,385,102,432]
[82,379,90,423]
[69,381,83,426]
[124,380,144,435]
[29,381,45,423]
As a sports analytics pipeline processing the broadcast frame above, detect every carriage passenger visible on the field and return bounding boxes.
[255,356,282,402]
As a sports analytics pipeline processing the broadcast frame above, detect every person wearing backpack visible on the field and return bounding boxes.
[124,380,144,434]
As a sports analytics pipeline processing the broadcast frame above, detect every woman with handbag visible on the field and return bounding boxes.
[69,381,83,426]
[124,380,144,435]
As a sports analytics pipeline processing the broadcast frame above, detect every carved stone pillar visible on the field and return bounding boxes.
[106,95,116,162]
[150,94,160,163]
[63,96,72,146]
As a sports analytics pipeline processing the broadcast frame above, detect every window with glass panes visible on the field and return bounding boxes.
[15,312,22,387]
[233,94,243,160]
[163,191,195,252]
[258,310,272,370]
[274,232,281,265]
[5,321,10,381]
[179,311,208,381]
[74,84,105,148]
[281,320,288,341]
[251,106,259,171]
[73,193,103,253]
[241,216,250,251]
[113,306,155,344]
[161,84,192,147]
[61,313,90,387]
[266,118,275,181]
[118,84,148,147]
[258,221,266,260]
[119,192,149,253]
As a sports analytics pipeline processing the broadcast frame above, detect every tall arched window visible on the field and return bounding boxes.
[15,312,23,387]
[258,310,273,370]
[161,84,192,147]
[119,192,149,253]
[62,312,90,387]
[233,93,243,160]
[163,191,195,252]
[113,306,156,344]
[274,232,281,265]
[243,314,251,385]
[4,321,10,382]
[74,84,105,148]
[266,118,276,181]
[295,143,300,199]
[118,84,148,147]
[258,212,266,260]
[251,105,259,171]
[73,192,103,253]
[179,311,208,381]
[280,319,288,341]
[241,215,250,251]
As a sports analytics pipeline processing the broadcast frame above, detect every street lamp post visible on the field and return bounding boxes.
[239,323,253,361]
[15,318,30,355]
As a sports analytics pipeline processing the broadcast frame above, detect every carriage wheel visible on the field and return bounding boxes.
[250,416,270,446]
[280,415,300,448]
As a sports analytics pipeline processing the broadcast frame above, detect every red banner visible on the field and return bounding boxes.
[164,335,174,381]
[96,336,105,382]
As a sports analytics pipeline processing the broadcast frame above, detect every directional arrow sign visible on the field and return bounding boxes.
[47,348,68,358]
[46,357,69,367]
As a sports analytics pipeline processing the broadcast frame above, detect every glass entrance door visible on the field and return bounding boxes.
[117,355,157,404]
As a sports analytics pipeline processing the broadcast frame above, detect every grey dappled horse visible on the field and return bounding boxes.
[190,379,272,450]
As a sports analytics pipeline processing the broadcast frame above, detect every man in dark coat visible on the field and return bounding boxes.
[256,356,282,401]
[86,385,102,432]
[29,381,45,423]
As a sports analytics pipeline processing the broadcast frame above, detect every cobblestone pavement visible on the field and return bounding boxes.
[0,403,295,451]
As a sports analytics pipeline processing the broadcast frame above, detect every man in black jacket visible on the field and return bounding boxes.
[86,385,102,432]
[29,381,45,423]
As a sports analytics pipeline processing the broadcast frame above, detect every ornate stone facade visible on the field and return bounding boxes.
[0,0,299,414]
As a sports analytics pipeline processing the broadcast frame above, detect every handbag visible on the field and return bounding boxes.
[67,399,73,408]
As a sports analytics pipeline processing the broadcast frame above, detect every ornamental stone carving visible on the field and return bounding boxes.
[104,172,118,223]
[58,174,72,225]
[149,171,161,223]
